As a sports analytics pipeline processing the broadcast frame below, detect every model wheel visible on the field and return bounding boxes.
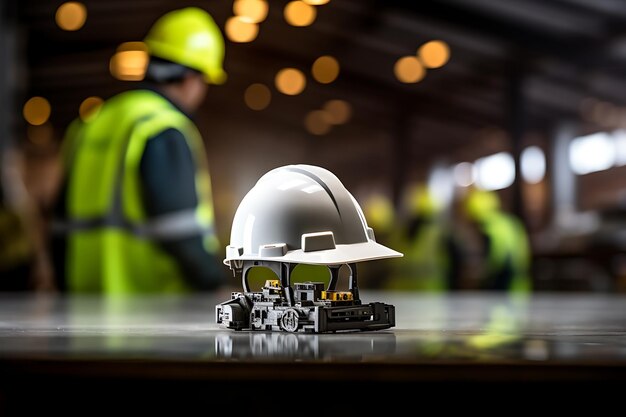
[280,308,300,333]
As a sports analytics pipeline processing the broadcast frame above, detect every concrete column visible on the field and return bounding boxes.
[551,122,578,227]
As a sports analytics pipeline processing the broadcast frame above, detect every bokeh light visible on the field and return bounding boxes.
[453,162,475,187]
[475,152,515,190]
[109,42,149,81]
[323,100,351,124]
[521,146,546,184]
[418,40,451,69]
[284,1,317,27]
[55,2,87,31]
[244,83,272,110]
[275,68,306,95]
[394,56,425,83]
[225,16,259,43]
[312,56,340,84]
[303,0,330,4]
[234,0,269,23]
[23,97,51,126]
[305,110,332,135]
[79,96,104,121]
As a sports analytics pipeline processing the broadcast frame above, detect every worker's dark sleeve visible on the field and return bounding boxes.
[480,232,513,291]
[445,233,463,290]
[139,128,226,290]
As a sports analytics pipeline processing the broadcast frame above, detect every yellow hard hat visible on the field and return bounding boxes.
[144,7,227,85]
[464,188,500,221]
[408,184,439,217]
[363,193,395,234]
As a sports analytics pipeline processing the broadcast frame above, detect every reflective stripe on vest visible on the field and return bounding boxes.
[51,208,213,241]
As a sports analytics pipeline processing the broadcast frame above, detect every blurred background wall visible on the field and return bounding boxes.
[5,0,626,292]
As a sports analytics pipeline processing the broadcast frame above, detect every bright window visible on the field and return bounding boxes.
[475,152,515,190]
[521,146,546,184]
[569,132,615,175]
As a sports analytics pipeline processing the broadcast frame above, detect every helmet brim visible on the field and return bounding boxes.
[224,240,403,267]
[204,69,227,85]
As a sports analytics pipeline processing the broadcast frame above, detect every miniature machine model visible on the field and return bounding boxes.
[216,164,403,333]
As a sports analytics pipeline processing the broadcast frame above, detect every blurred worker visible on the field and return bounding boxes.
[0,150,54,291]
[454,188,531,292]
[1,174,34,291]
[360,192,398,289]
[385,184,452,292]
[49,7,227,293]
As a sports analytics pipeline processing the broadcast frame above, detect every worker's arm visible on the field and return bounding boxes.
[140,127,226,290]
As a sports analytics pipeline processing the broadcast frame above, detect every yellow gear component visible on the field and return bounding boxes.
[263,279,280,288]
[321,290,353,301]
[144,7,227,84]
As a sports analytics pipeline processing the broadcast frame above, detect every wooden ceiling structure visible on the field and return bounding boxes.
[9,0,626,231]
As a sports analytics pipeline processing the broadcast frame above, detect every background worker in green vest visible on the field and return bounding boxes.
[384,184,452,292]
[359,192,398,289]
[50,7,227,293]
[457,187,532,293]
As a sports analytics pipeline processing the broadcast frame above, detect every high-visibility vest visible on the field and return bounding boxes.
[385,218,449,292]
[478,213,531,293]
[54,89,219,293]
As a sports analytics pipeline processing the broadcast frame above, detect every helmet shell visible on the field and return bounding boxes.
[225,165,403,266]
[144,7,227,84]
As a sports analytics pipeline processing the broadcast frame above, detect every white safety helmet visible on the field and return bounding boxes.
[224,164,403,267]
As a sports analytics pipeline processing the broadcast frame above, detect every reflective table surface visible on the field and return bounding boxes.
[1,290,625,410]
